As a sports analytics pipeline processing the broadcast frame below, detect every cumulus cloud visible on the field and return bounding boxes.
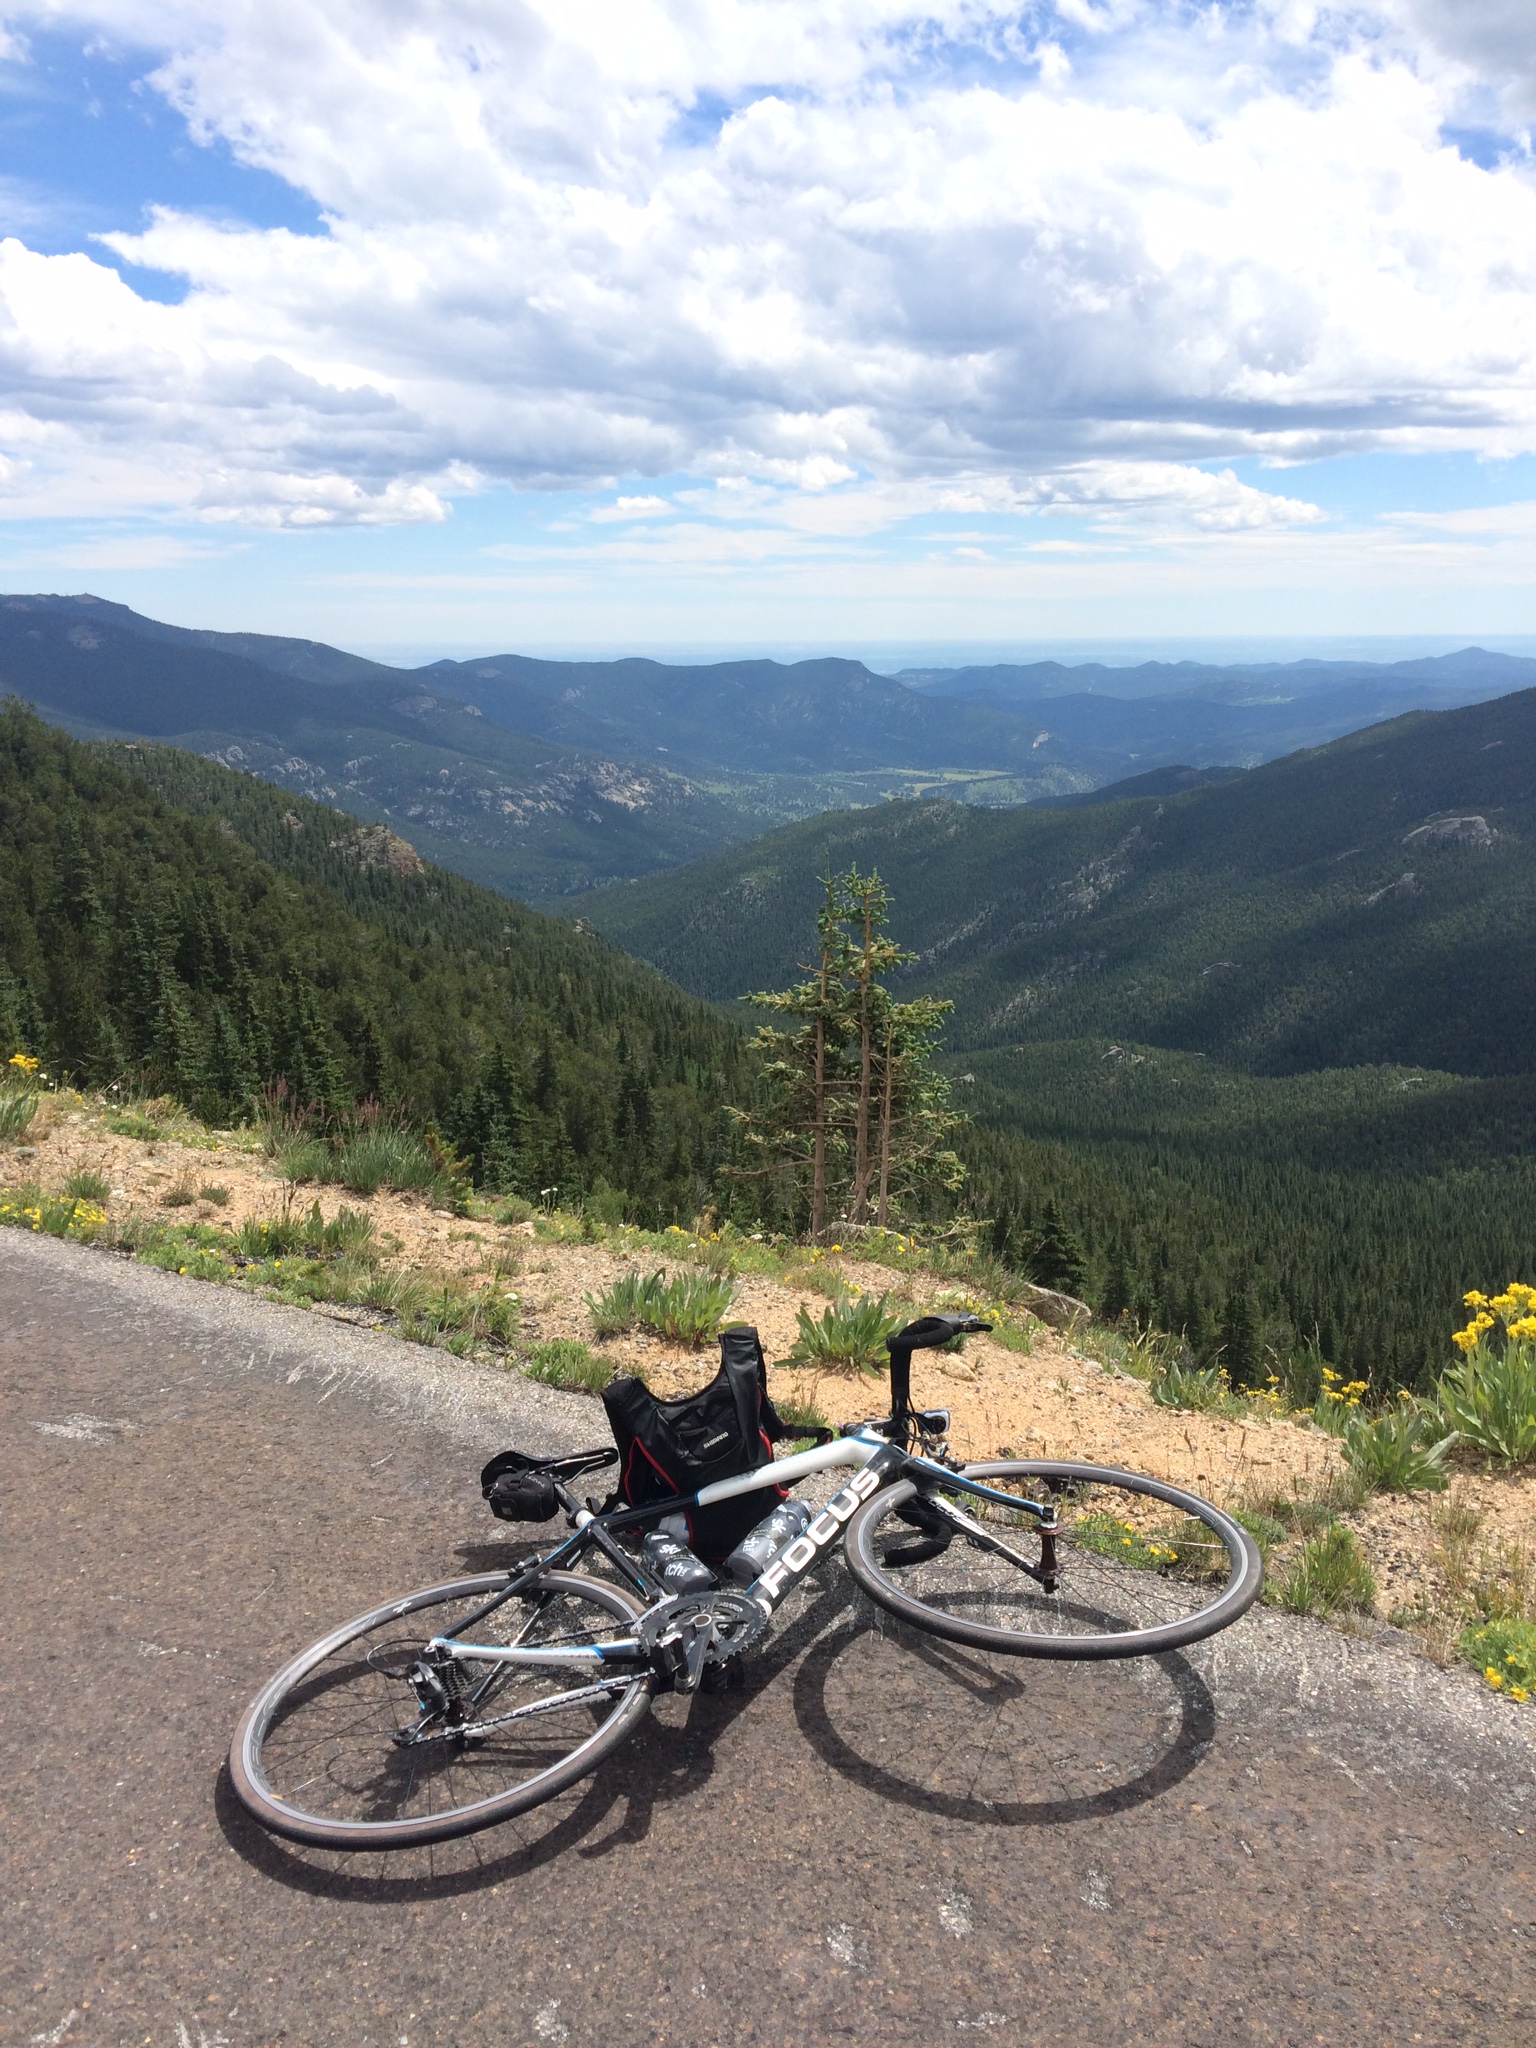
[0,1,1532,534]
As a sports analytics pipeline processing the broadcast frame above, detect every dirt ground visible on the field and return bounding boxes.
[10,1091,1536,1629]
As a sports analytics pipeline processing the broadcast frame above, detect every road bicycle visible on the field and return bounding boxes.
[230,1314,1263,1850]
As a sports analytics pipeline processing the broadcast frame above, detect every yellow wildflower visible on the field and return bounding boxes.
[7,1050,39,1074]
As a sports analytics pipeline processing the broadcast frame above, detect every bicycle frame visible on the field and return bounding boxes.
[425,1426,1059,1685]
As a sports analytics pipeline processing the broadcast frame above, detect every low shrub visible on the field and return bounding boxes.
[337,1129,440,1195]
[1149,1360,1228,1412]
[1231,1506,1288,1561]
[987,1319,1035,1357]
[0,1088,39,1142]
[785,1293,906,1375]
[1078,1322,1179,1383]
[586,1269,654,1337]
[584,1268,736,1346]
[0,1185,109,1239]
[1460,1617,1536,1702]
[1341,1402,1456,1493]
[1273,1525,1377,1618]
[141,1232,235,1282]
[523,1339,617,1393]
[1073,1511,1180,1572]
[235,1201,377,1262]
[1436,1341,1536,1468]
[63,1170,112,1203]
[103,1111,169,1142]
[199,1183,231,1206]
[1310,1365,1370,1435]
[397,1281,519,1355]
[276,1138,333,1183]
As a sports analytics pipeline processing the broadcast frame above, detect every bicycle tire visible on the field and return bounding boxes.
[230,1571,653,1850]
[844,1459,1263,1660]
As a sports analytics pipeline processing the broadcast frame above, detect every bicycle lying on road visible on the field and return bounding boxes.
[231,1314,1263,1850]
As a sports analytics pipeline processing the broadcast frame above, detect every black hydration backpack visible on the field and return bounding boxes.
[602,1324,795,1561]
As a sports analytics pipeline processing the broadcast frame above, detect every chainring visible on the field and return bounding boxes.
[637,1588,770,1663]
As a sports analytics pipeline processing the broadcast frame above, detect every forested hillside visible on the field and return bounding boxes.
[0,704,743,1220]
[580,689,1536,1389]
[584,690,1536,1077]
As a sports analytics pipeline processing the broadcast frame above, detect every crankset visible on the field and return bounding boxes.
[637,1589,770,1693]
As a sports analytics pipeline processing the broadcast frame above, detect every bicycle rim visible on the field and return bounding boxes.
[845,1460,1263,1659]
[230,1571,653,1849]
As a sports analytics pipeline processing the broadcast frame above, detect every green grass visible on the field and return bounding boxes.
[1460,1617,1536,1700]
[522,1339,618,1393]
[0,1183,109,1239]
[335,1129,441,1196]
[63,1169,112,1203]
[1273,1525,1377,1617]
[234,1201,376,1261]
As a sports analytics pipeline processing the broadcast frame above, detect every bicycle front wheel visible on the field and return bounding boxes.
[230,1571,653,1850]
[845,1460,1262,1660]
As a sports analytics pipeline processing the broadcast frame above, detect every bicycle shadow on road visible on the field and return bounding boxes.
[789,1598,1217,1828]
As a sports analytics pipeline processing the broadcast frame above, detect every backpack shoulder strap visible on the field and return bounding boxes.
[718,1322,787,1445]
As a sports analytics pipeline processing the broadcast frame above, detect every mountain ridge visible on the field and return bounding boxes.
[6,589,1535,903]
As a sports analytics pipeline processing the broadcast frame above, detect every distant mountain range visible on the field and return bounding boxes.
[4,589,1533,903]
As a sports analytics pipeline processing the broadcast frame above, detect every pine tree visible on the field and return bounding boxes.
[1220,1285,1260,1387]
[1029,1199,1088,1297]
[727,865,963,1238]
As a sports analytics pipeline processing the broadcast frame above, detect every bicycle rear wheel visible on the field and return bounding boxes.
[845,1460,1262,1659]
[230,1571,652,1850]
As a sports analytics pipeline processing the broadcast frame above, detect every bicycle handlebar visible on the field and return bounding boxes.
[886,1313,992,1354]
[885,1314,992,1418]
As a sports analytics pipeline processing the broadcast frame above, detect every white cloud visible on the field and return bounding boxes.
[590,495,673,522]
[0,1,1532,538]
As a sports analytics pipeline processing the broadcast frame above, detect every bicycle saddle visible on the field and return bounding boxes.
[479,1445,618,1493]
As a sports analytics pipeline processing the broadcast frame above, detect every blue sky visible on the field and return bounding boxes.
[0,3,1533,661]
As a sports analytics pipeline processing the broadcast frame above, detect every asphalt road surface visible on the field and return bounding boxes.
[4,1228,1535,2048]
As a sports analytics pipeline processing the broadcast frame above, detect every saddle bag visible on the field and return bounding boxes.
[602,1324,793,1561]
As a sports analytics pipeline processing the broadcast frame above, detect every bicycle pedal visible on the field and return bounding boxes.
[701,1654,745,1695]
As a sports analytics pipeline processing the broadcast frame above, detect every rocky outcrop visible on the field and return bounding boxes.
[334,824,424,876]
[1367,872,1419,905]
[1402,814,1495,848]
[1020,1283,1092,1331]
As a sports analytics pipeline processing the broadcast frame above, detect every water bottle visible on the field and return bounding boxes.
[642,1516,716,1595]
[722,1499,814,1587]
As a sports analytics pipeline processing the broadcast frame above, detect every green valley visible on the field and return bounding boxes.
[579,689,1536,1389]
